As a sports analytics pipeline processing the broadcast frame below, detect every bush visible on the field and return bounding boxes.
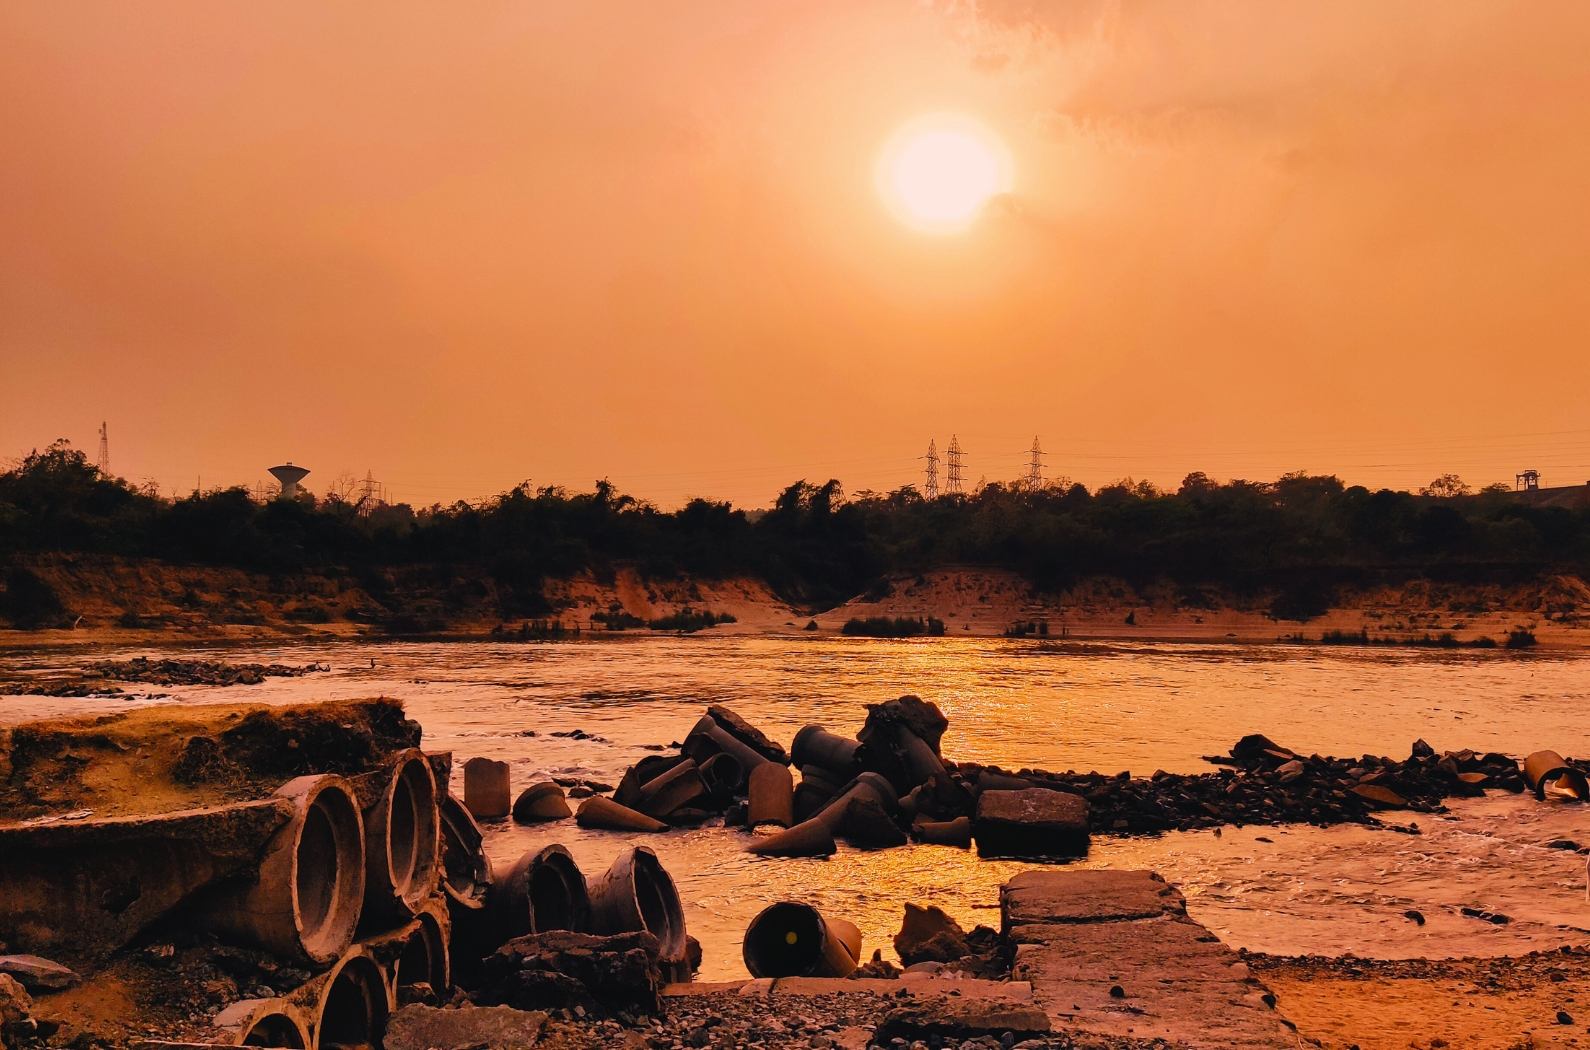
[648,608,736,633]
[0,566,70,629]
[1505,629,1538,649]
[841,616,940,638]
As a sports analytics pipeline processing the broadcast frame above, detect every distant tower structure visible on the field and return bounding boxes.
[356,470,386,517]
[1022,435,1046,491]
[97,422,109,475]
[945,435,965,495]
[1516,469,1541,491]
[269,462,311,500]
[923,440,940,499]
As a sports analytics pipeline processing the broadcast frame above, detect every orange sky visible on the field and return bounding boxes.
[3,1,1589,507]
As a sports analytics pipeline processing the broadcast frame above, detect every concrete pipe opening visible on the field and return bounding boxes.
[492,844,591,939]
[365,751,441,923]
[316,953,391,1050]
[397,908,449,994]
[201,774,365,967]
[742,903,860,979]
[588,846,686,961]
[438,794,491,909]
[214,1000,312,1049]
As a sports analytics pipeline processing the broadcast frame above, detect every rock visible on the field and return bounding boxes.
[1230,734,1291,763]
[1350,784,1408,809]
[873,999,1050,1042]
[861,696,949,755]
[384,1004,548,1050]
[480,930,666,1015]
[0,956,78,991]
[0,974,32,1049]
[512,782,573,823]
[1411,739,1435,759]
[1276,760,1305,783]
[844,797,907,848]
[1559,1010,1575,1025]
[1547,839,1582,851]
[1404,910,1425,926]
[975,788,1089,857]
[894,904,969,966]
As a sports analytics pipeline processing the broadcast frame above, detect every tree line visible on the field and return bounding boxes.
[2,440,1587,617]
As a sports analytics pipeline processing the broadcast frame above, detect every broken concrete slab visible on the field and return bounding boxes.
[975,789,1089,857]
[873,999,1051,1043]
[0,957,78,992]
[1000,868,1293,1049]
[1000,869,1183,931]
[384,1003,547,1050]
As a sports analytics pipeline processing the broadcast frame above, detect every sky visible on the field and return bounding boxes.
[3,1,1589,508]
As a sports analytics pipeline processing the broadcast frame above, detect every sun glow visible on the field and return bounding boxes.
[877,115,1013,234]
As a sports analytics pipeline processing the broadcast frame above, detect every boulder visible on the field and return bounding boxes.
[384,1004,547,1050]
[975,788,1089,857]
[893,904,969,966]
[0,956,78,992]
[0,974,33,1050]
[1350,784,1408,809]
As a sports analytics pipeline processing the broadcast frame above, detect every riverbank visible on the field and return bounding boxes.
[3,558,1586,649]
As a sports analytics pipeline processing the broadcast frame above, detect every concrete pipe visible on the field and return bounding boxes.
[698,753,745,806]
[362,750,441,926]
[311,947,392,1050]
[213,999,313,1048]
[799,764,845,796]
[512,782,573,823]
[0,797,294,960]
[576,796,668,832]
[638,760,708,818]
[681,716,771,774]
[586,846,687,962]
[463,758,511,821]
[744,818,836,858]
[813,772,898,832]
[742,903,862,979]
[916,816,973,847]
[437,793,492,910]
[791,725,861,778]
[490,844,592,940]
[200,775,366,967]
[395,902,450,997]
[1524,751,1590,801]
[867,722,955,798]
[747,763,795,828]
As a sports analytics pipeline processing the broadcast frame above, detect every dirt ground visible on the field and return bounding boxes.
[1255,951,1590,1050]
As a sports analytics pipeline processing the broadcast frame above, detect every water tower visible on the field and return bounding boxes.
[268,462,311,499]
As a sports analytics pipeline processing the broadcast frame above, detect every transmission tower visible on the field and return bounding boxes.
[356,470,386,517]
[945,435,965,495]
[923,440,940,499]
[96,422,109,475]
[1023,436,1046,491]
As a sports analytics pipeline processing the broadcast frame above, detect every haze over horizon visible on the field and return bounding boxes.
[4,1,1590,508]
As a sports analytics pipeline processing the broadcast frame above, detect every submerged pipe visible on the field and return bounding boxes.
[744,817,835,858]
[576,795,668,832]
[813,772,898,832]
[791,725,861,778]
[698,753,745,806]
[1524,751,1590,801]
[586,846,688,962]
[742,902,862,979]
[199,774,366,966]
[362,750,441,925]
[490,844,592,939]
[681,716,772,774]
[309,946,392,1050]
[638,760,708,818]
[213,999,313,1048]
[747,763,795,828]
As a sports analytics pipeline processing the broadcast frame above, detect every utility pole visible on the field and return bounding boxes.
[1023,436,1046,491]
[97,422,109,475]
[946,435,965,495]
[923,440,940,499]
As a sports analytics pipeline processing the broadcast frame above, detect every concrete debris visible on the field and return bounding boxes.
[512,780,573,823]
[872,999,1052,1043]
[893,904,969,966]
[384,1003,547,1050]
[575,796,668,832]
[463,757,512,821]
[975,789,1090,857]
[480,931,668,1016]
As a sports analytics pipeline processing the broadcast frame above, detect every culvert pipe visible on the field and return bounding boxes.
[310,946,392,1050]
[812,772,898,832]
[681,716,771,774]
[791,725,861,778]
[742,902,862,979]
[1524,751,1590,801]
[199,774,365,967]
[490,844,592,940]
[362,750,441,925]
[699,753,745,806]
[213,999,313,1048]
[586,846,687,962]
[438,793,492,910]
[395,901,450,997]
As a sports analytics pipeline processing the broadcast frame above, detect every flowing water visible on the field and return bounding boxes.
[4,636,1590,980]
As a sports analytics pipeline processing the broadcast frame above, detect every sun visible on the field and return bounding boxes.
[877,115,1013,234]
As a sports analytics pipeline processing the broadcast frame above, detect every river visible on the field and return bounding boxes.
[4,635,1589,979]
